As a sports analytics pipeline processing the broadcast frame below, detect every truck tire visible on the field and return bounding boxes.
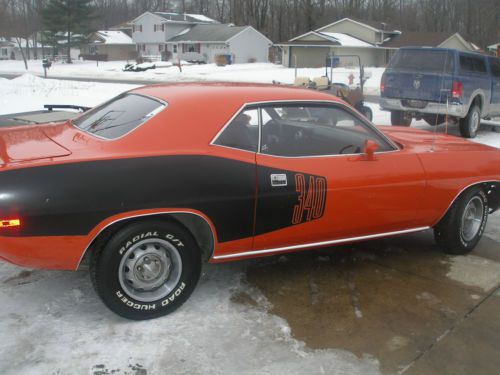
[391,111,412,126]
[361,106,373,121]
[434,186,488,255]
[459,104,481,138]
[423,114,446,126]
[90,219,201,320]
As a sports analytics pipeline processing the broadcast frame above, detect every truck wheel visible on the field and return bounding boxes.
[459,104,481,138]
[423,114,446,126]
[391,111,412,126]
[434,186,488,255]
[361,106,373,121]
[90,220,201,320]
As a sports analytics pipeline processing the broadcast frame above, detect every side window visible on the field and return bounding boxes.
[213,108,259,152]
[490,58,500,78]
[259,104,394,157]
[460,55,486,73]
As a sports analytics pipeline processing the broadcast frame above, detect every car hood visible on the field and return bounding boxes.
[379,126,497,153]
[0,125,71,167]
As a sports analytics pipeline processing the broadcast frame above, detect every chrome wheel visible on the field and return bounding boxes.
[118,238,182,302]
[471,110,480,133]
[460,196,484,242]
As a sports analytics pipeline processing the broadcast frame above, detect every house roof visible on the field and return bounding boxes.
[285,30,374,47]
[109,20,133,31]
[91,30,133,45]
[316,17,400,34]
[154,12,218,24]
[320,32,373,47]
[167,24,249,42]
[488,43,499,51]
[382,31,454,48]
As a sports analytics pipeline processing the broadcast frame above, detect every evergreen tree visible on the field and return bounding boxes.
[42,0,95,63]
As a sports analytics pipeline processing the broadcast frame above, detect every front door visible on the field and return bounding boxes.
[253,102,426,252]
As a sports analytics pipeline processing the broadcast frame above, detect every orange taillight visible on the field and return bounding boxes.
[0,219,20,228]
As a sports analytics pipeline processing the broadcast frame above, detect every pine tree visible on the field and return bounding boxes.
[42,0,95,63]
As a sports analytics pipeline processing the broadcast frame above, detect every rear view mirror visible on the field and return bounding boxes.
[363,140,379,160]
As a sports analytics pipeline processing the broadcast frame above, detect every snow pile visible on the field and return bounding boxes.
[0,261,380,375]
[0,74,137,115]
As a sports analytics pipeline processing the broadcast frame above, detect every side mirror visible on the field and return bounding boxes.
[363,140,379,161]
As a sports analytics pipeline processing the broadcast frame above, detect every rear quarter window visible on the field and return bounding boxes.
[459,54,487,74]
[489,57,500,78]
[73,93,166,139]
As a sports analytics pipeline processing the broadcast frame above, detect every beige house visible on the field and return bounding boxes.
[81,30,136,61]
[280,18,477,68]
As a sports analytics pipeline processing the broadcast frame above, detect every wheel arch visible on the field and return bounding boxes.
[77,211,216,270]
[434,181,500,227]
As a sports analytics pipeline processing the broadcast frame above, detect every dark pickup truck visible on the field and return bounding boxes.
[380,47,500,138]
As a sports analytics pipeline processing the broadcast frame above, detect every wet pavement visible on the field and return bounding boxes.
[239,213,500,374]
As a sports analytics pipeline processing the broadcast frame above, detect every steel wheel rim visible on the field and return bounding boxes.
[118,238,182,302]
[471,111,480,133]
[461,196,484,242]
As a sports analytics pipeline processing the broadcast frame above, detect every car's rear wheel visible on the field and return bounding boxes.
[434,187,488,255]
[90,220,201,320]
[391,110,412,126]
[459,104,481,138]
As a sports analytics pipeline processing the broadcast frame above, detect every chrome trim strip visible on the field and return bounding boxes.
[212,226,430,260]
[431,180,500,227]
[75,210,216,270]
[210,99,400,155]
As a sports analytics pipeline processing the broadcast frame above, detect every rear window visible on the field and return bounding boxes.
[459,54,487,74]
[73,93,165,139]
[387,49,454,74]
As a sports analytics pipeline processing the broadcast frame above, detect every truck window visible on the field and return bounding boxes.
[387,49,454,74]
[459,55,487,74]
[489,58,500,78]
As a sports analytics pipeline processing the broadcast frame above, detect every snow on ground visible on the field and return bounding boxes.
[0,261,380,375]
[0,59,383,95]
[0,75,137,115]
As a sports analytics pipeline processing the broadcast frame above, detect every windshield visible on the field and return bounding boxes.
[72,93,165,140]
[387,49,455,74]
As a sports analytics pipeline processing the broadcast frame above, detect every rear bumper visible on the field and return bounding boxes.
[380,98,466,118]
[0,235,87,270]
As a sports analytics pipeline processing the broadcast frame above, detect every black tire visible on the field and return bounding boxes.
[90,220,201,320]
[391,110,412,126]
[459,104,481,138]
[433,187,488,255]
[361,105,373,121]
[423,114,446,126]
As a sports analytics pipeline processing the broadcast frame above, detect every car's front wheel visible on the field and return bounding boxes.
[434,186,488,255]
[90,220,201,320]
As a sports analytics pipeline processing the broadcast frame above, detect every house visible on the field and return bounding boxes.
[81,30,136,61]
[131,12,271,63]
[280,18,477,68]
[0,39,15,60]
[487,43,500,56]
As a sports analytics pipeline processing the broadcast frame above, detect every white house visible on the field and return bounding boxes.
[131,12,271,63]
[280,18,478,68]
[0,38,15,60]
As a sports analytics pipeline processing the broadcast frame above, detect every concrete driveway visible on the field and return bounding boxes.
[1,213,499,375]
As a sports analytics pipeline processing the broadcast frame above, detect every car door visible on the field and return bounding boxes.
[253,102,427,253]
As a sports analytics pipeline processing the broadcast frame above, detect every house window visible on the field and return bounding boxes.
[132,25,135,32]
[159,44,164,52]
[173,45,177,53]
[133,25,142,32]
[182,43,200,53]
[1,48,7,56]
[137,44,145,52]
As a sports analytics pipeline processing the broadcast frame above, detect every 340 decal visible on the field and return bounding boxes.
[292,174,327,225]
